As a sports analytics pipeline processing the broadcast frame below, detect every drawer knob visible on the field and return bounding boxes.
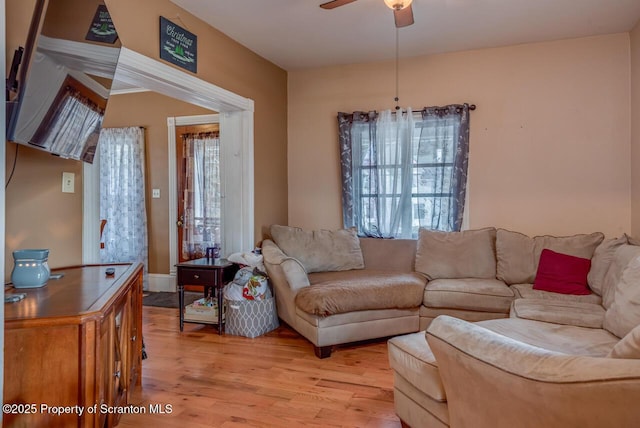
[193,274,199,279]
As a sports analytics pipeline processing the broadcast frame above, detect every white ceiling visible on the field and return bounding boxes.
[170,0,640,71]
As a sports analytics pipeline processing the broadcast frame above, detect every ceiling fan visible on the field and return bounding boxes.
[320,0,414,28]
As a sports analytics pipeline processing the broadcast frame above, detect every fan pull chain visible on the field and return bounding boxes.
[395,27,400,111]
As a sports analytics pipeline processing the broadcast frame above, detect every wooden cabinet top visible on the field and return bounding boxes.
[5,263,143,322]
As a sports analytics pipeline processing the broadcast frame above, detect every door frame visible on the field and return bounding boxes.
[83,47,255,276]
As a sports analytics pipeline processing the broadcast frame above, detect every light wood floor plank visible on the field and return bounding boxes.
[119,306,402,427]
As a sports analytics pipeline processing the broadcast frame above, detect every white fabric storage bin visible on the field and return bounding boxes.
[224,297,279,338]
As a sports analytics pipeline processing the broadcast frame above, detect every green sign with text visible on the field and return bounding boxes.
[160,16,197,73]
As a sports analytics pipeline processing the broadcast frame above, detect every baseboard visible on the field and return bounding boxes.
[148,273,176,292]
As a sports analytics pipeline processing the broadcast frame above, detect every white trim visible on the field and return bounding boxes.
[219,111,255,254]
[38,35,120,79]
[148,273,176,293]
[109,87,150,96]
[175,114,220,126]
[84,47,255,278]
[168,117,177,275]
[82,150,101,264]
[114,47,254,113]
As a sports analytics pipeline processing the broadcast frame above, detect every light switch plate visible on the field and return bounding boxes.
[62,172,74,193]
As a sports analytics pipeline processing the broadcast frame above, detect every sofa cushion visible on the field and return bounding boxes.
[601,245,640,309]
[533,249,592,295]
[510,299,605,329]
[388,331,446,402]
[423,278,514,313]
[496,229,604,285]
[608,324,640,359]
[476,318,619,357]
[588,235,628,296]
[414,227,497,280]
[270,225,364,273]
[359,237,417,272]
[510,283,602,305]
[296,270,425,316]
[603,255,640,338]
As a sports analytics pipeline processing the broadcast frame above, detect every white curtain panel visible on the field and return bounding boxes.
[181,132,221,260]
[39,94,102,160]
[98,126,148,288]
[375,108,415,238]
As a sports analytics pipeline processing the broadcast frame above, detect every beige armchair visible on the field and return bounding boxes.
[426,316,640,428]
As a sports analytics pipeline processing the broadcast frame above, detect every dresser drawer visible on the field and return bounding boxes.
[178,268,217,286]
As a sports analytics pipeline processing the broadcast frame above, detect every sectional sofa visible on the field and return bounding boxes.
[263,224,640,426]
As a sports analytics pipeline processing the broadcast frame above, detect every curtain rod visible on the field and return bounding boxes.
[390,104,476,114]
[422,104,476,111]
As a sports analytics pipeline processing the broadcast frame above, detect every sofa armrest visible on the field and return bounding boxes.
[262,239,310,291]
[426,315,640,428]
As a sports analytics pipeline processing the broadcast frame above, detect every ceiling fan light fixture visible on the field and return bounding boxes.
[384,0,412,10]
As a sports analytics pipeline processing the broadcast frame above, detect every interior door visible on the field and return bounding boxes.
[176,123,221,263]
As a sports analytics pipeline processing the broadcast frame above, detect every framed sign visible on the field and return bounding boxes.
[85,4,118,44]
[160,16,197,73]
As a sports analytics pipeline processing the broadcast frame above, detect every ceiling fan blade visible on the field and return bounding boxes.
[394,4,414,27]
[320,0,358,10]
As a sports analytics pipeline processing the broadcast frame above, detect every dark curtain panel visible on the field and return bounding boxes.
[338,111,378,233]
[420,104,470,231]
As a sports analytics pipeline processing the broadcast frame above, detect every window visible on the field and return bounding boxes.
[339,104,471,238]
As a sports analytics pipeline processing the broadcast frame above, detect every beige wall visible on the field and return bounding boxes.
[105,0,289,241]
[102,92,211,274]
[5,145,83,270]
[5,0,288,277]
[288,34,631,237]
[631,20,640,236]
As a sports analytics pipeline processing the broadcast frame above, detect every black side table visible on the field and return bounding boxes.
[176,258,238,333]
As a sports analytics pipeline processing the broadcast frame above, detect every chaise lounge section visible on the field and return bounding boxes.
[388,236,640,427]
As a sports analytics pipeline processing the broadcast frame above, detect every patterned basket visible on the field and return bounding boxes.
[224,297,279,338]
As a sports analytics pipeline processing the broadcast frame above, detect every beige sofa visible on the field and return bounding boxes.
[263,225,425,358]
[388,236,640,428]
[263,225,608,358]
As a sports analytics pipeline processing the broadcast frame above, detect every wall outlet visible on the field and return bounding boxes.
[152,188,160,199]
[62,172,74,193]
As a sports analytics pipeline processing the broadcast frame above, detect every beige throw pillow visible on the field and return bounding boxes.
[495,229,537,285]
[496,229,604,285]
[587,236,628,296]
[601,245,640,309]
[414,227,497,280]
[608,324,640,359]
[603,255,640,339]
[270,225,364,273]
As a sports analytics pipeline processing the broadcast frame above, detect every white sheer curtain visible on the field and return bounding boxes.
[99,127,148,288]
[352,108,415,238]
[340,104,471,237]
[36,91,103,162]
[375,108,414,237]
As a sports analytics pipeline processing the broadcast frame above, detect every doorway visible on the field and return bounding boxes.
[176,122,220,263]
[83,48,254,290]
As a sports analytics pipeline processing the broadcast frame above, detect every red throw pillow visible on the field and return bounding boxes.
[533,249,592,295]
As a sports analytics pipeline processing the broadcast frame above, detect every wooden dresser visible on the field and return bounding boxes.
[4,263,143,428]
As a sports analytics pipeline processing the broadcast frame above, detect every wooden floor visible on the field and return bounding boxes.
[119,306,402,428]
